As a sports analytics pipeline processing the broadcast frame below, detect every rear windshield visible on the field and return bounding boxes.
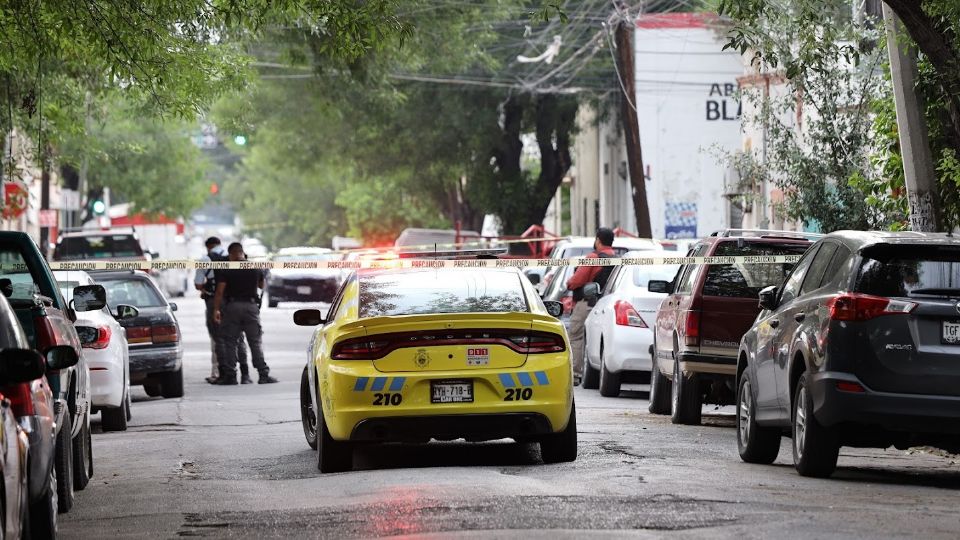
[632,265,681,287]
[857,244,960,297]
[358,270,527,317]
[99,278,165,308]
[702,242,810,298]
[560,246,631,258]
[54,235,144,260]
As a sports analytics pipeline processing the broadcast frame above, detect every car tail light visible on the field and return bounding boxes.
[826,293,916,322]
[152,324,179,344]
[79,326,111,350]
[507,332,566,354]
[683,310,700,347]
[125,326,152,344]
[33,315,57,352]
[615,300,647,328]
[2,383,35,417]
[836,381,866,393]
[331,330,566,359]
[331,339,391,360]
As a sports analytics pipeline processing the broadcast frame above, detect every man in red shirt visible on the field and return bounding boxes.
[566,227,616,385]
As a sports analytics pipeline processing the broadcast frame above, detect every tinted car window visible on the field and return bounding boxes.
[702,242,809,299]
[54,235,144,260]
[0,246,50,304]
[856,244,960,297]
[99,278,166,307]
[820,245,852,289]
[358,270,527,318]
[780,248,816,304]
[800,242,838,296]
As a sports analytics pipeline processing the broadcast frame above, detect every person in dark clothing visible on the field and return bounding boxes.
[212,242,277,385]
[195,237,252,384]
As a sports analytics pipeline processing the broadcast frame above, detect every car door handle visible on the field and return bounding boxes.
[769,319,780,328]
[794,313,805,323]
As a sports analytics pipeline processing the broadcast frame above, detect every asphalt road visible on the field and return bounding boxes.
[60,296,960,539]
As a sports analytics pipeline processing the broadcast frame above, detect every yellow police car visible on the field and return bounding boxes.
[295,267,577,472]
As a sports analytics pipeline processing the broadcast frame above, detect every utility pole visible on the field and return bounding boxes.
[613,6,652,238]
[883,4,939,232]
[39,146,50,258]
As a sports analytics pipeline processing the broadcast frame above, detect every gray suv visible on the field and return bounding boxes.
[736,231,960,478]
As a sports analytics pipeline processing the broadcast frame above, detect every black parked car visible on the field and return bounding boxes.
[737,231,960,478]
[94,271,183,398]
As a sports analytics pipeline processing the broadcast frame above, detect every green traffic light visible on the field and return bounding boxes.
[234,135,247,146]
[92,200,106,215]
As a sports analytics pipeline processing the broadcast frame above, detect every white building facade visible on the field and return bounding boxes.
[563,13,747,240]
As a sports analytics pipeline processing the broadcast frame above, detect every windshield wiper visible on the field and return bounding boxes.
[908,287,960,296]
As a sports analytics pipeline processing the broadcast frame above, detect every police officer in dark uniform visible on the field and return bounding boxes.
[212,242,278,385]
[195,237,252,384]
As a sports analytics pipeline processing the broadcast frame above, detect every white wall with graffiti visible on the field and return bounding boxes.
[634,13,744,239]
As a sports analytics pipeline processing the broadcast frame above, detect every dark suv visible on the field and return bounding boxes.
[737,231,960,478]
[648,230,817,425]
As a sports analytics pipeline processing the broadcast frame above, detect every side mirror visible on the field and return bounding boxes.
[0,348,46,383]
[647,280,671,294]
[524,271,542,286]
[543,300,564,318]
[114,304,140,320]
[294,309,325,326]
[73,285,107,312]
[46,345,79,371]
[758,286,779,311]
[170,302,178,312]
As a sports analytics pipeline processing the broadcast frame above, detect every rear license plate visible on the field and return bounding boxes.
[431,380,473,403]
[943,320,960,344]
[296,286,312,295]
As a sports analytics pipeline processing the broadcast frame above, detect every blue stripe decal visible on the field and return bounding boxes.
[498,373,516,388]
[389,377,406,391]
[371,377,387,391]
[534,371,549,385]
[353,377,369,392]
[516,372,534,387]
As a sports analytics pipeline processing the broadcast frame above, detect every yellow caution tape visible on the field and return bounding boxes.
[0,254,802,272]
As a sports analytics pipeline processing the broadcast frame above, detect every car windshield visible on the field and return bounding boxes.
[358,270,527,317]
[632,265,681,287]
[275,253,341,262]
[0,245,51,304]
[99,278,166,308]
[54,235,144,260]
[702,242,809,298]
[857,244,960,297]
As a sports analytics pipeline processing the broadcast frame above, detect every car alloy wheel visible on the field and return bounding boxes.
[794,385,808,461]
[300,368,318,449]
[739,378,752,445]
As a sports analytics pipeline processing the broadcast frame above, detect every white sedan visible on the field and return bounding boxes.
[582,252,680,397]
[55,270,133,431]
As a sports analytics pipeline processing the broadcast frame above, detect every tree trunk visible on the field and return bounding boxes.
[882,0,960,153]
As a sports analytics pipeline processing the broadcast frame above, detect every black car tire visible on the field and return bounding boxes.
[316,407,352,473]
[581,347,599,390]
[541,401,578,464]
[160,367,184,399]
[143,384,162,398]
[648,346,672,414]
[300,368,318,450]
[73,411,93,490]
[29,463,57,538]
[671,356,701,425]
[736,370,780,464]
[54,412,74,513]
[598,348,621,398]
[19,471,30,539]
[125,390,132,421]
[792,372,839,478]
[102,392,129,432]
